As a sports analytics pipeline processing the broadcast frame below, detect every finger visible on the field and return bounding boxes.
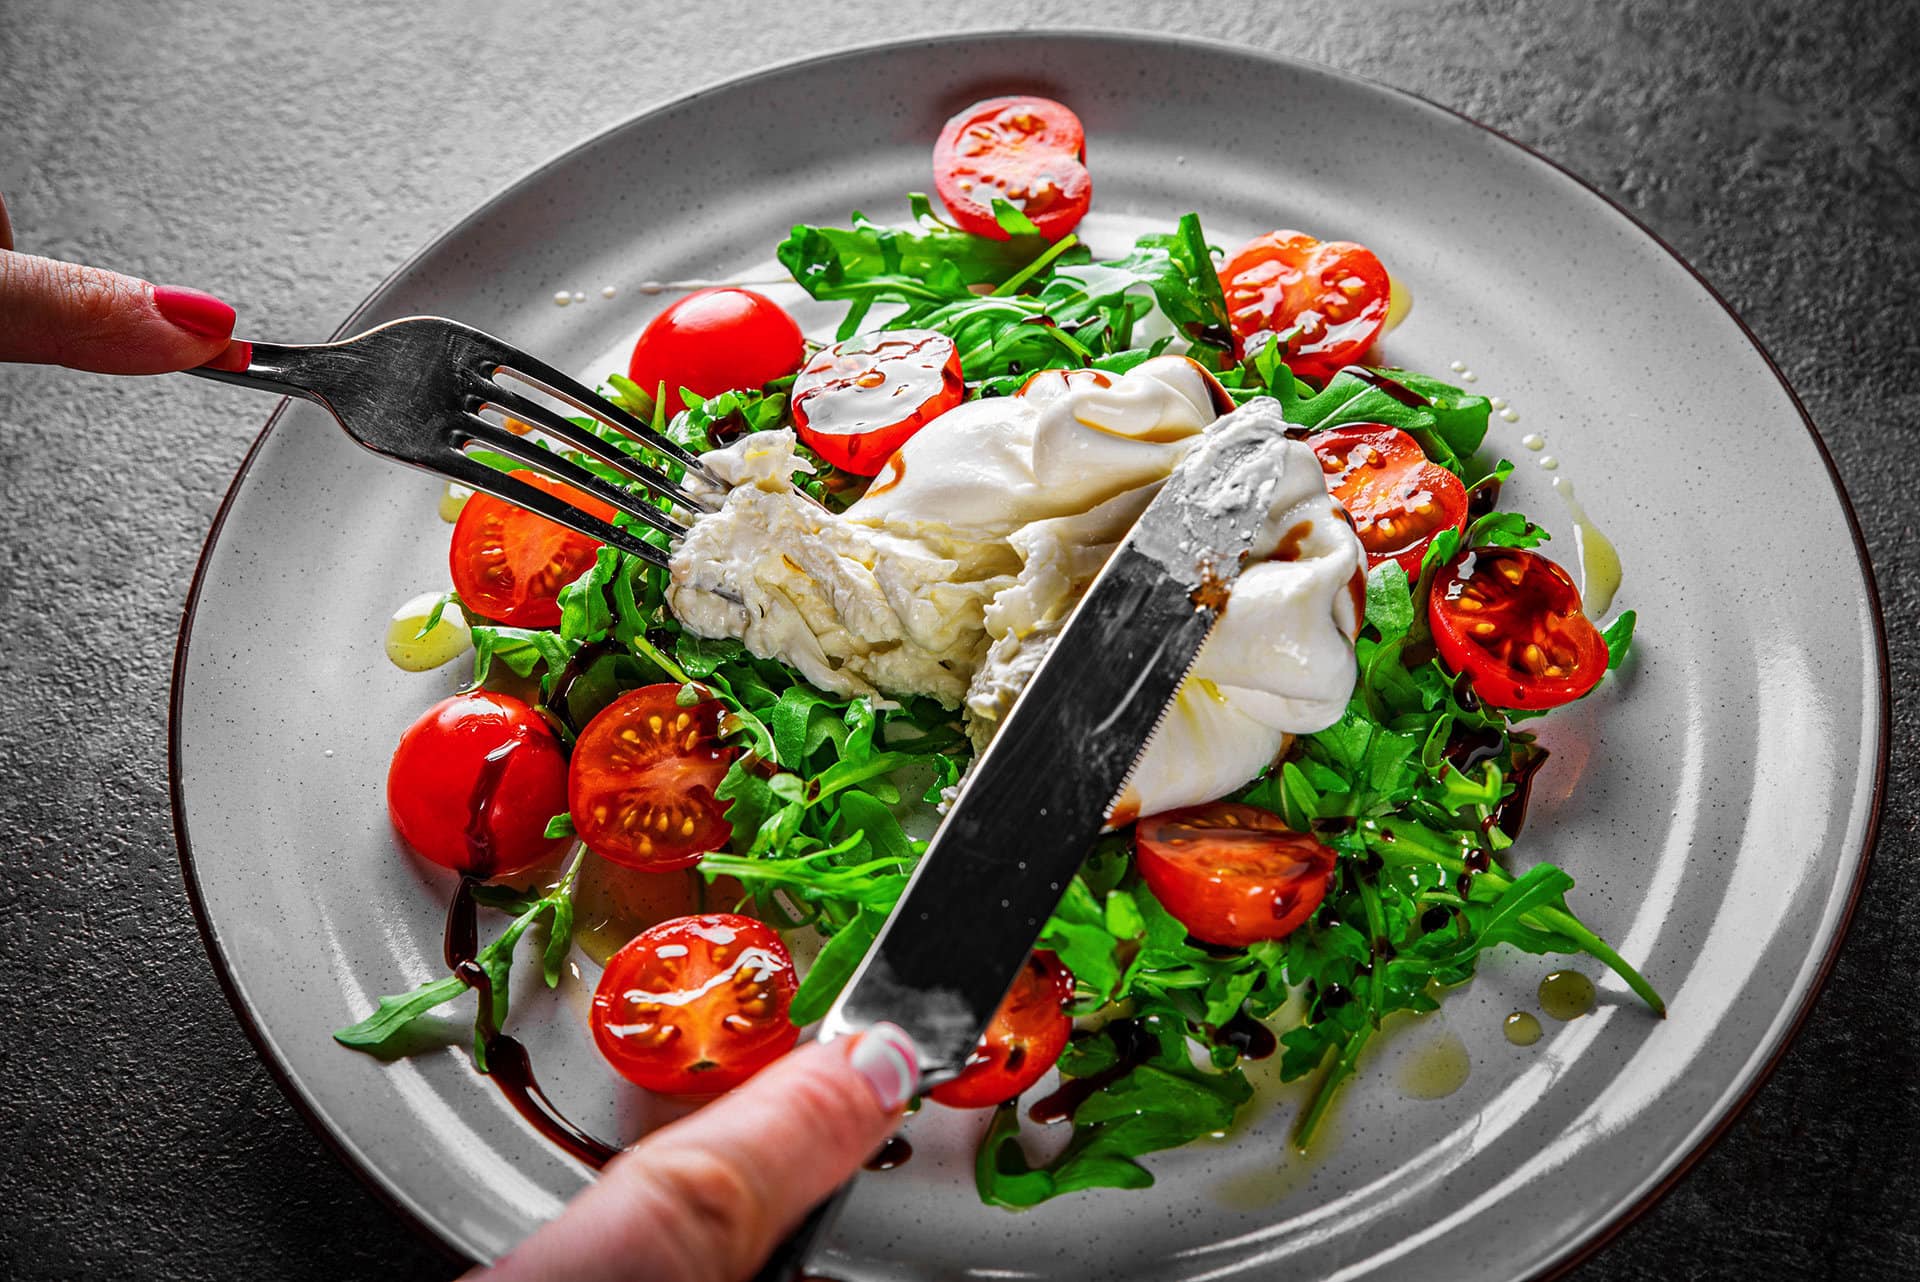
[0,193,13,252]
[473,1024,920,1282]
[0,249,238,374]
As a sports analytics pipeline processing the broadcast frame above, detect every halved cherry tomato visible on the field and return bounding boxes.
[450,470,613,629]
[591,913,799,1095]
[791,329,965,475]
[934,95,1091,242]
[386,692,569,876]
[1219,231,1390,382]
[1429,547,1608,710]
[627,287,804,414]
[1310,424,1468,579]
[928,951,1075,1108]
[1136,803,1337,948]
[569,684,735,871]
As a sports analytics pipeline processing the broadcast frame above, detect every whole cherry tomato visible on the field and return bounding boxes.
[591,913,799,1095]
[386,691,569,876]
[627,287,804,414]
[1135,803,1337,948]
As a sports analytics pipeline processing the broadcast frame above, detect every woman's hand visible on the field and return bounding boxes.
[470,1024,920,1282]
[0,191,249,374]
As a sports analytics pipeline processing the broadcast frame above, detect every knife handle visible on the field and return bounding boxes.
[748,1180,852,1282]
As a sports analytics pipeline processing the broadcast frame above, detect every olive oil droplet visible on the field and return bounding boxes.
[439,481,472,523]
[384,592,471,672]
[1539,970,1597,1021]
[1550,478,1623,617]
[1382,275,1414,333]
[1396,1031,1471,1100]
[1503,1011,1543,1046]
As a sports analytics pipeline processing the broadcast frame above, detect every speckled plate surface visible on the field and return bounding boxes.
[169,31,1885,1282]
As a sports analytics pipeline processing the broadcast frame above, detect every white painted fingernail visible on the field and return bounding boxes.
[848,1022,920,1112]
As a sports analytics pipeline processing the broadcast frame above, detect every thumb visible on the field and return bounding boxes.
[474,1024,920,1282]
[0,248,248,374]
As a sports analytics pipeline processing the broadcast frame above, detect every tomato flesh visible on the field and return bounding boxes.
[627,287,804,414]
[569,684,735,871]
[450,470,613,629]
[386,692,569,876]
[791,329,965,475]
[1310,423,1468,579]
[1135,803,1337,948]
[934,95,1091,242]
[928,951,1075,1109]
[1220,231,1391,382]
[1429,547,1608,710]
[591,913,799,1095]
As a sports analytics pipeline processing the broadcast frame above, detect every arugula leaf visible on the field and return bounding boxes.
[974,1019,1252,1207]
[1364,562,1414,642]
[1602,609,1637,668]
[335,862,580,1070]
[788,906,884,1024]
[470,625,577,688]
[777,194,1065,339]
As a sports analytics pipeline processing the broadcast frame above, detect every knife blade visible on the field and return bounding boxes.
[816,397,1302,1079]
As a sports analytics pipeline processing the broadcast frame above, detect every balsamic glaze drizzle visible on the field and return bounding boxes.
[445,877,621,1169]
[1029,1020,1158,1126]
[864,1136,914,1171]
[443,738,621,1169]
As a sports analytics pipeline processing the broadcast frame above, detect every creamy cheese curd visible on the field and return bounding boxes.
[667,356,1366,817]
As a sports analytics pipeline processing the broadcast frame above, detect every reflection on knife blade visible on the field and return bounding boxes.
[818,395,1354,1081]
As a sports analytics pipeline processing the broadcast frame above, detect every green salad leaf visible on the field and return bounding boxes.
[334,862,579,1071]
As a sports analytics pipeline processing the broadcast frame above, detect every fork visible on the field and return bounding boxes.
[187,316,725,567]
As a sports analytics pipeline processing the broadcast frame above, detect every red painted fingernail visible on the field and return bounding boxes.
[153,284,237,340]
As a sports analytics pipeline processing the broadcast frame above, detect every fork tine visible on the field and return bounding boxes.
[435,449,674,573]
[479,342,725,488]
[459,415,691,542]
[475,382,718,514]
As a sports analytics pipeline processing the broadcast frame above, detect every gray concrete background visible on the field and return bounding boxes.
[1,0,1915,1277]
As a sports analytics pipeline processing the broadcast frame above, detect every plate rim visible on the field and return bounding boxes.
[166,27,1892,1280]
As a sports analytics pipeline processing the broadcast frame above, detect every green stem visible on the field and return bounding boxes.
[807,752,920,807]
[1535,906,1667,1018]
[1366,820,1665,1017]
[627,632,692,685]
[1356,876,1389,1030]
[1293,1022,1372,1152]
[991,233,1079,296]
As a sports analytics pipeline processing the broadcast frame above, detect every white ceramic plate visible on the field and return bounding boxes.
[170,31,1886,1282]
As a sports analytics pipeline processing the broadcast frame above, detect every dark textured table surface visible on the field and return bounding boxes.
[1,1,1915,1278]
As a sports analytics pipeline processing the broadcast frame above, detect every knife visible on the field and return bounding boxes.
[750,397,1299,1281]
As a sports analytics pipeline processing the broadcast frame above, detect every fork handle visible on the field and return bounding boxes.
[183,340,340,401]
